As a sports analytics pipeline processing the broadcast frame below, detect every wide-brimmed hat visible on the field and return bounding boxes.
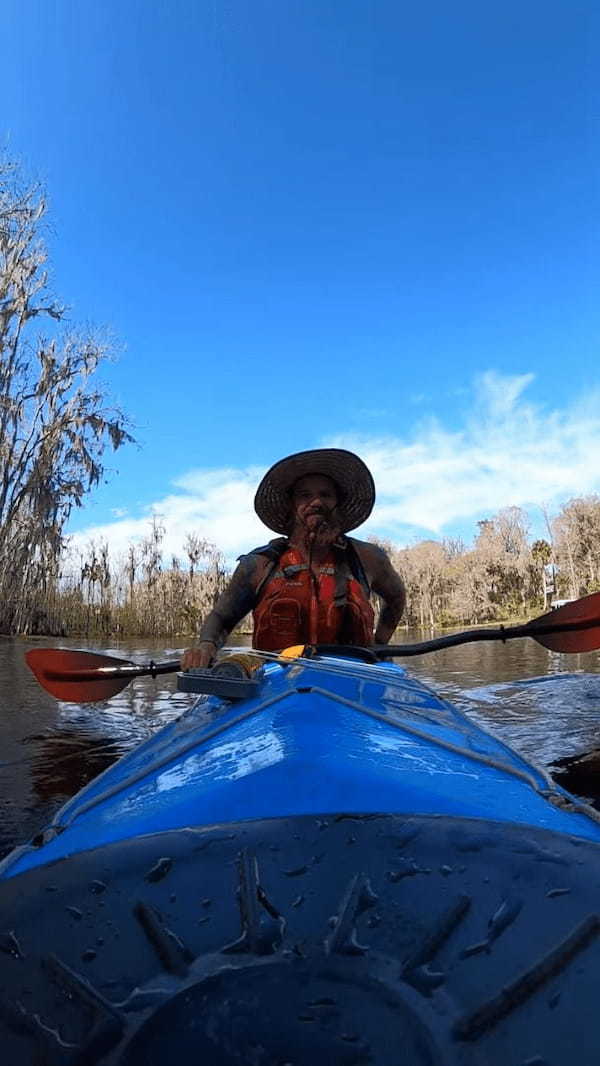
[254,448,375,534]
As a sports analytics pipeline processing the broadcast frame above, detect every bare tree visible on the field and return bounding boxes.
[184,532,206,583]
[471,507,531,616]
[553,496,600,598]
[531,538,553,608]
[0,159,133,632]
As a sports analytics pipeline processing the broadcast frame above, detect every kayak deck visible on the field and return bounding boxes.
[3,655,600,880]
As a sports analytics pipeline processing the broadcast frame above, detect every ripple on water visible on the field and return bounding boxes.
[415,673,600,767]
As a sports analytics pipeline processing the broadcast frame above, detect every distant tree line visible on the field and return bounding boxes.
[54,520,229,639]
[2,496,598,639]
[382,498,600,629]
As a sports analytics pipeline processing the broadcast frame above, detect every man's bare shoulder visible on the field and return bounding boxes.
[234,539,287,590]
[346,537,394,576]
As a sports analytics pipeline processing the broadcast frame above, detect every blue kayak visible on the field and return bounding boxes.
[1,652,600,1064]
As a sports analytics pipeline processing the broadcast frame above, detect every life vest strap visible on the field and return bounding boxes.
[244,537,371,603]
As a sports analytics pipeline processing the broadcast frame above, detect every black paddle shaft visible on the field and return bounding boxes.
[45,659,181,683]
[313,616,600,660]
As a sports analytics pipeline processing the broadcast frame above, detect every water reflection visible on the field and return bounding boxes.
[1,632,600,858]
[0,636,190,858]
[23,731,124,801]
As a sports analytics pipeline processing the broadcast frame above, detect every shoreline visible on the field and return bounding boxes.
[1,613,542,642]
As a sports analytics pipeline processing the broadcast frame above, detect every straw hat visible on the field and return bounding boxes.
[254,448,375,534]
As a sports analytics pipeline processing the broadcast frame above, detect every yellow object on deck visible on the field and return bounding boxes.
[279,645,307,660]
[216,653,264,677]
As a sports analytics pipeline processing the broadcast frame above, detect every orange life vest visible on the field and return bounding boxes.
[252,541,374,651]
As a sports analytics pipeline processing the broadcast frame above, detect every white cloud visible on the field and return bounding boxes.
[68,372,600,566]
[67,465,269,565]
[474,369,535,419]
[330,372,600,537]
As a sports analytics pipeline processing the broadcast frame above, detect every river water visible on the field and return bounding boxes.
[1,632,600,860]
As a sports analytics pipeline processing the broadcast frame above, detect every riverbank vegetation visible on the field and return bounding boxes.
[53,520,229,639]
[2,495,598,638]
[385,496,600,628]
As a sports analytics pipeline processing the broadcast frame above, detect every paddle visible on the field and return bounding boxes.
[26,592,600,703]
[25,648,181,703]
[374,591,600,657]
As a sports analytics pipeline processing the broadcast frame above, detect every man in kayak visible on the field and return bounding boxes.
[181,448,406,668]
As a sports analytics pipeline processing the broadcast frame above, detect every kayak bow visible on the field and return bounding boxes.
[1,652,600,1064]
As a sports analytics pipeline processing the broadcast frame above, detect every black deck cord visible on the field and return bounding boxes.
[309,643,379,664]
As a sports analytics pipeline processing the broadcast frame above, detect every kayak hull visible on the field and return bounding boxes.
[2,811,600,1064]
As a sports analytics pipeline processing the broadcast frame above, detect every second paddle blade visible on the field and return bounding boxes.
[531,592,600,653]
[26,648,136,703]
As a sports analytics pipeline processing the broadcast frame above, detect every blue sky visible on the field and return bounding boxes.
[3,1,599,563]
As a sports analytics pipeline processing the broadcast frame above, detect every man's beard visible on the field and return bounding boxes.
[294,510,342,552]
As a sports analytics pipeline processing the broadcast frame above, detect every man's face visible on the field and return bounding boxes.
[291,474,339,536]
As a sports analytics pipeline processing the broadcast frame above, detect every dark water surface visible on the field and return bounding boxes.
[1,633,600,860]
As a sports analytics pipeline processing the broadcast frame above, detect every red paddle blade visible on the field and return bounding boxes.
[531,592,600,653]
[26,648,135,703]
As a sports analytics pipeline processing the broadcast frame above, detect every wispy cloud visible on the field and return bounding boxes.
[332,371,600,537]
[68,372,600,564]
[68,465,269,565]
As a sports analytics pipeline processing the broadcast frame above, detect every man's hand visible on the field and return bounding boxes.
[181,641,217,670]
